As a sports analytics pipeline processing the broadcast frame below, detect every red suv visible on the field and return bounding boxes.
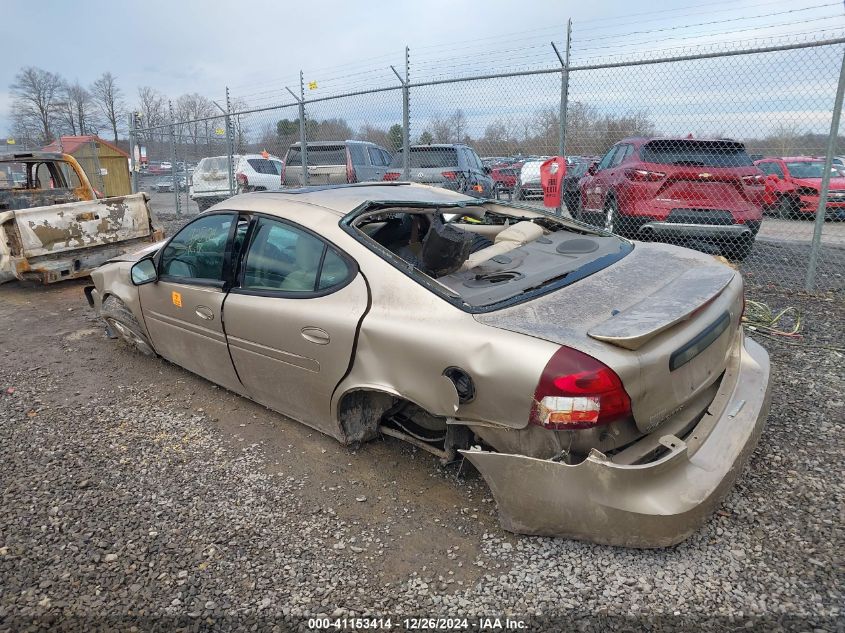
[577,138,765,259]
[754,157,845,220]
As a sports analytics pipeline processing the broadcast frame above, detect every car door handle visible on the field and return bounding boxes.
[195,306,214,321]
[301,327,330,345]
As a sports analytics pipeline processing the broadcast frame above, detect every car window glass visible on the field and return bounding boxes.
[367,146,385,166]
[380,149,393,166]
[597,147,618,171]
[348,144,366,165]
[470,150,484,170]
[160,214,235,281]
[610,145,630,167]
[242,218,326,292]
[318,248,350,290]
[246,158,281,175]
[397,148,459,169]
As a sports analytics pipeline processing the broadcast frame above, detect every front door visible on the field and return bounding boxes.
[139,212,245,394]
[222,216,369,433]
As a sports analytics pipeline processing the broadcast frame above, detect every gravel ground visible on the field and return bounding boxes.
[1,247,843,630]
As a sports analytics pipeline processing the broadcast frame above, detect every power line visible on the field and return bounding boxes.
[576,3,840,43]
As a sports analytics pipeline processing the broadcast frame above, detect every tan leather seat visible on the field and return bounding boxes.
[279,236,321,291]
[460,221,544,270]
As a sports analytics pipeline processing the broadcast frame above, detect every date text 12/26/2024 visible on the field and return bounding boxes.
[308,617,529,630]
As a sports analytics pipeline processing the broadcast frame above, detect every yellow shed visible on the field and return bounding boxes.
[42,135,131,197]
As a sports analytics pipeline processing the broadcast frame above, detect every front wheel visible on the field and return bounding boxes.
[776,196,800,220]
[101,296,156,356]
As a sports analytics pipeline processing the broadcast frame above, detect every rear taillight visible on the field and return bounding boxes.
[236,172,248,186]
[382,172,401,181]
[530,347,632,430]
[442,171,458,180]
[624,168,665,182]
[346,149,357,183]
[741,174,765,186]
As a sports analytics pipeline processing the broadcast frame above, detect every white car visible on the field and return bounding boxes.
[190,154,283,211]
[515,160,545,200]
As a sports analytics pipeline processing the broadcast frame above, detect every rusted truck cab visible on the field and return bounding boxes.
[0,152,163,284]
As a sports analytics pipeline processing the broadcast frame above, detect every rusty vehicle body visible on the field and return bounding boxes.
[86,182,771,547]
[0,152,162,284]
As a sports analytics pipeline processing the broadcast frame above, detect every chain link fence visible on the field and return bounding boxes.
[131,35,845,295]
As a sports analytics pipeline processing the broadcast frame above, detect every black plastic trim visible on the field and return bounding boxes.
[669,311,731,372]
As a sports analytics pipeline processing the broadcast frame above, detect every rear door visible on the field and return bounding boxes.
[584,145,620,211]
[138,212,245,394]
[224,215,368,432]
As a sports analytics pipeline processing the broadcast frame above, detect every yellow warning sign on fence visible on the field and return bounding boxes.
[308,81,318,90]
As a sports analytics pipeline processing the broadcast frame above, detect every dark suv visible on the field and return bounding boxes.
[576,137,766,260]
[383,144,495,199]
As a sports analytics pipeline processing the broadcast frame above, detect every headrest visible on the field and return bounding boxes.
[421,214,472,277]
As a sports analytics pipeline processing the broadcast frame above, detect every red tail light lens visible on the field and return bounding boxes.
[530,347,632,430]
[382,172,401,181]
[624,168,665,182]
[236,172,248,186]
[442,171,458,180]
[346,149,357,183]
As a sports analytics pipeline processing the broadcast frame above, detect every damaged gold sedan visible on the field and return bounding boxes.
[86,183,771,548]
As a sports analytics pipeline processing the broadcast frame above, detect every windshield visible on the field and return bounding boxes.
[641,140,754,167]
[197,157,228,174]
[786,162,841,179]
[391,147,459,169]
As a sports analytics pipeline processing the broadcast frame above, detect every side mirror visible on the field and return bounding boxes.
[483,165,492,174]
[766,173,780,183]
[587,164,598,175]
[130,257,158,286]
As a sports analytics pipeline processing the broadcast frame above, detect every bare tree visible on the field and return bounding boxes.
[90,72,125,142]
[136,86,167,132]
[10,67,64,145]
[59,81,93,136]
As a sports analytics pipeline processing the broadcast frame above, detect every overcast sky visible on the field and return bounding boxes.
[3,0,843,137]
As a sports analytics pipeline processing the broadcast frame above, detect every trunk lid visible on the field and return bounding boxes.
[474,243,744,434]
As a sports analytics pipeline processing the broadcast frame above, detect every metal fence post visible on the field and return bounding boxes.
[391,48,411,180]
[168,100,181,218]
[404,47,411,179]
[225,87,235,197]
[299,71,309,186]
[128,112,138,194]
[804,48,845,291]
[552,19,572,157]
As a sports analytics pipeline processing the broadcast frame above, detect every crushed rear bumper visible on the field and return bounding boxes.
[461,334,771,548]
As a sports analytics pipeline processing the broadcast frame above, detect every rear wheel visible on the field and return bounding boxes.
[101,296,155,356]
[722,235,755,261]
[604,196,620,234]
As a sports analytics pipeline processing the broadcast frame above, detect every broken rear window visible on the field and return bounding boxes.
[349,205,631,312]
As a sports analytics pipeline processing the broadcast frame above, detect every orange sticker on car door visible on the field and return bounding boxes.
[171,291,182,307]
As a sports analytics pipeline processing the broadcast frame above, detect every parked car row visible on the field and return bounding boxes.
[175,137,843,261]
